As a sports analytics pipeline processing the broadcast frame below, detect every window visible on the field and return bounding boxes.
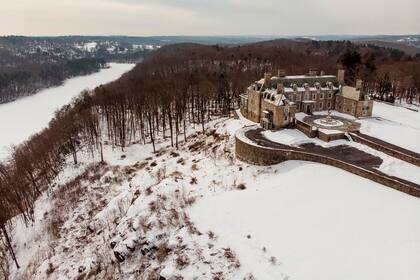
[312,93,317,100]
[295,94,301,101]
[319,102,324,110]
[327,102,331,109]
[240,96,248,108]
[305,93,309,100]
[296,103,301,111]
[320,93,324,99]
[328,93,332,99]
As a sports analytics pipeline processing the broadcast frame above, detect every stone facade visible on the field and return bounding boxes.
[240,69,373,129]
[335,86,374,117]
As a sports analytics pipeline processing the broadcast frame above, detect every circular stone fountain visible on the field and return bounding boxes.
[312,110,344,128]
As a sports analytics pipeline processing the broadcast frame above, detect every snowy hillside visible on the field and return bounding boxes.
[4,114,420,280]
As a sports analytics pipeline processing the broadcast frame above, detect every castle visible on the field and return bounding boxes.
[239,69,373,130]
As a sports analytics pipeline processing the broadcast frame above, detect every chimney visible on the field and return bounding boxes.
[337,69,345,84]
[277,83,284,93]
[356,79,363,90]
[309,68,318,76]
[277,69,286,77]
[264,72,272,85]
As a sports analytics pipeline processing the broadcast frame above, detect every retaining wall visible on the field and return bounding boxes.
[236,133,420,198]
[296,120,317,138]
[349,133,420,167]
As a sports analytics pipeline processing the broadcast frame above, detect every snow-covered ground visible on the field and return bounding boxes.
[189,160,420,280]
[4,105,420,279]
[358,101,420,154]
[0,63,134,160]
[5,114,420,280]
[263,129,346,148]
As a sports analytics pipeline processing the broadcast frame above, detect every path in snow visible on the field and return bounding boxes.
[0,63,135,160]
[189,160,420,280]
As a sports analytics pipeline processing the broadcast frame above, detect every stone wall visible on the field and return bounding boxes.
[318,130,346,142]
[246,89,261,123]
[355,100,373,117]
[350,132,420,167]
[295,119,346,142]
[236,134,420,198]
[296,119,317,138]
[335,95,373,117]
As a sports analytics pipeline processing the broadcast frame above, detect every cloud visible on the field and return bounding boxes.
[0,0,418,36]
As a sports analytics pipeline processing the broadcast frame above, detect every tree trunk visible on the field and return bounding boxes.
[1,226,19,269]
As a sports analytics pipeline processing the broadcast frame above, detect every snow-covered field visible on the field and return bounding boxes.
[189,160,420,280]
[5,113,420,280]
[0,63,134,160]
[358,101,420,154]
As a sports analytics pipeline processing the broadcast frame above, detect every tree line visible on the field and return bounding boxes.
[0,41,419,272]
[0,58,106,103]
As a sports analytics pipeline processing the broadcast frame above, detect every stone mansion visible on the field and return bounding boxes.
[239,69,373,130]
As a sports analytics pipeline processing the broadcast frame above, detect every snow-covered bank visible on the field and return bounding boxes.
[189,160,420,280]
[0,63,135,160]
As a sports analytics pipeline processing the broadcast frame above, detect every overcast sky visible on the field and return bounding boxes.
[1,0,419,36]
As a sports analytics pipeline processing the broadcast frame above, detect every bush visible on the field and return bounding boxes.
[191,163,199,171]
[190,177,198,184]
[236,183,246,190]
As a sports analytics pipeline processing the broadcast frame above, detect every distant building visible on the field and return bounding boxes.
[240,69,373,130]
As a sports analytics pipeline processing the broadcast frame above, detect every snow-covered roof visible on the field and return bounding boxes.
[262,88,289,106]
[318,128,344,135]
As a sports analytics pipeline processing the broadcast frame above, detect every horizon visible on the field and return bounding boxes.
[1,34,419,38]
[1,0,418,36]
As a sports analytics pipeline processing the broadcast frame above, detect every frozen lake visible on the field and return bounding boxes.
[0,63,135,160]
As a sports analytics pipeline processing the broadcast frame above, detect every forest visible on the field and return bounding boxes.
[0,36,156,103]
[0,39,419,271]
[0,58,106,103]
